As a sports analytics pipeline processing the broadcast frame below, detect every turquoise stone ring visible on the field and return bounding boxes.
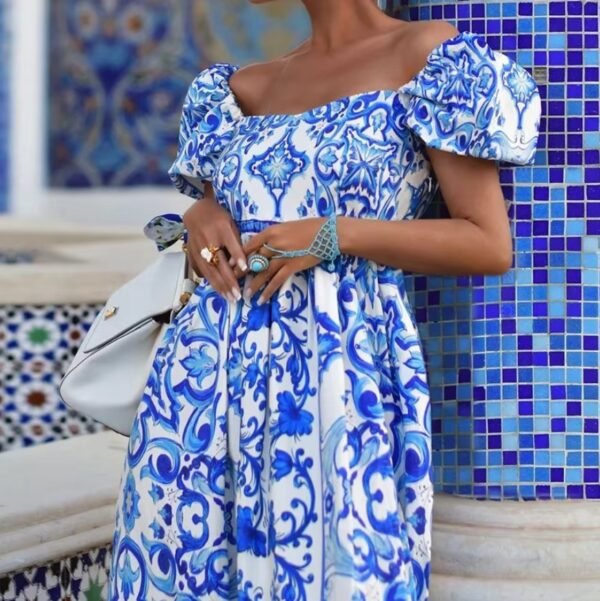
[248,254,270,273]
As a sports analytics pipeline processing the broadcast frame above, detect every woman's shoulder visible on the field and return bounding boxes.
[229,41,308,112]
[391,20,460,80]
[227,41,309,116]
[227,61,278,116]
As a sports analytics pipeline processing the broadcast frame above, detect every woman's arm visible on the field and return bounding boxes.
[241,152,512,304]
[330,20,514,276]
[337,149,513,276]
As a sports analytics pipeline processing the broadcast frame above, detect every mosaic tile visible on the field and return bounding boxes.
[0,253,37,265]
[47,0,309,188]
[0,546,111,601]
[388,0,600,500]
[0,303,106,452]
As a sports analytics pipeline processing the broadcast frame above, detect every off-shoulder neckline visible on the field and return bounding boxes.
[220,29,478,122]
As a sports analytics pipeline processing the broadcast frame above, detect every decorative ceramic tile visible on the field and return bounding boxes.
[387,0,600,500]
[0,545,111,601]
[0,303,106,452]
[47,0,309,188]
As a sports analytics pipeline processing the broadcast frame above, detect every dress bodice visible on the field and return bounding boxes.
[217,86,436,223]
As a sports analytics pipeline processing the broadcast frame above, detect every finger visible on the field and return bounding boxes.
[232,262,245,280]
[238,244,275,278]
[222,224,248,275]
[258,263,293,304]
[242,230,269,257]
[191,236,231,300]
[188,245,213,285]
[215,250,242,300]
[188,234,211,280]
[201,261,233,300]
[244,258,286,300]
[184,237,202,278]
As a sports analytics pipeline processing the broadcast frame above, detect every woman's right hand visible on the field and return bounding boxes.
[183,185,247,302]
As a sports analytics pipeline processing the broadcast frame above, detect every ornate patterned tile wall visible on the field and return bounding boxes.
[389,0,600,500]
[47,0,309,188]
[0,0,8,213]
[0,546,111,601]
[0,304,106,452]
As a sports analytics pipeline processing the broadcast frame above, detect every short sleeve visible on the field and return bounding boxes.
[399,31,541,165]
[168,63,243,199]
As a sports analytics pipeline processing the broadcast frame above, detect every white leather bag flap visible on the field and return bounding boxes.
[83,252,186,353]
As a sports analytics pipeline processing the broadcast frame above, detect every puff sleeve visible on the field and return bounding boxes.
[399,31,541,165]
[168,63,243,199]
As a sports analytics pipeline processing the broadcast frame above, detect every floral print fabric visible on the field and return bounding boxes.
[110,31,540,601]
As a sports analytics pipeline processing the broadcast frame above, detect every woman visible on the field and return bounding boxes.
[110,1,541,599]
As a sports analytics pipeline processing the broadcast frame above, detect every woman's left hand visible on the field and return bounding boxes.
[239,217,328,304]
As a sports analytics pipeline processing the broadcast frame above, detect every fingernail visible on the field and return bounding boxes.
[232,287,242,301]
[238,259,248,272]
[229,257,236,267]
[243,288,252,301]
[257,296,265,306]
[226,292,235,303]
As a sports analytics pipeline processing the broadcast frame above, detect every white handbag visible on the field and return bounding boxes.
[59,251,195,436]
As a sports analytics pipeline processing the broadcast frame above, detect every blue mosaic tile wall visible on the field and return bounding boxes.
[389,0,600,500]
[0,0,8,213]
[47,0,309,188]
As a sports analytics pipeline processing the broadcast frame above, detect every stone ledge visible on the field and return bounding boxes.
[0,218,157,304]
[432,495,600,597]
[0,431,127,575]
[433,521,600,579]
[0,217,142,249]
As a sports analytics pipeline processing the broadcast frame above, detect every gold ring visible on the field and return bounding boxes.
[200,245,222,266]
[208,245,222,266]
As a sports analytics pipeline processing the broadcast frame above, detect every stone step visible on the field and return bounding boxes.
[431,495,600,580]
[434,493,600,530]
[433,521,600,579]
[431,574,600,601]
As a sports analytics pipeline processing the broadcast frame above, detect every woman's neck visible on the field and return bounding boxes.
[300,0,392,53]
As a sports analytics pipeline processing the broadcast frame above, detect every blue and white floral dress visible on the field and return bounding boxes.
[110,31,540,601]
